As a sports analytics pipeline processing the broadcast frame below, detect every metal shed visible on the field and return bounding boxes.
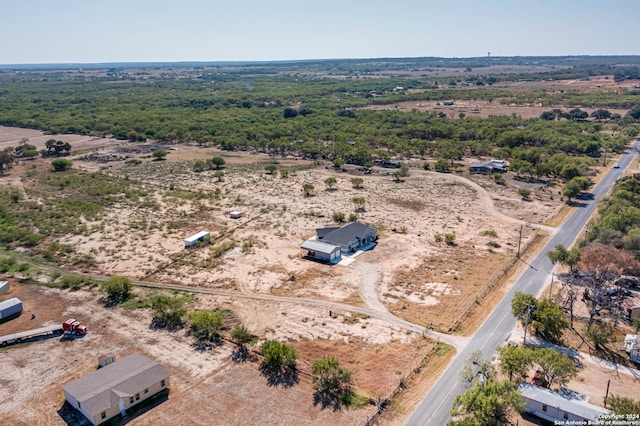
[184,230,210,248]
[0,281,8,296]
[0,298,23,320]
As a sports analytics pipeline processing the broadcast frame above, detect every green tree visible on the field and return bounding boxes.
[149,294,186,328]
[333,158,345,169]
[352,196,365,212]
[210,156,225,169]
[324,177,337,190]
[591,109,612,121]
[585,322,614,350]
[606,395,640,416]
[0,151,14,174]
[449,379,523,426]
[311,356,353,396]
[435,158,450,172]
[101,276,132,304]
[214,170,224,182]
[260,340,298,371]
[231,325,254,346]
[332,212,346,223]
[279,168,289,178]
[351,177,363,189]
[562,177,587,202]
[497,345,533,382]
[302,182,315,196]
[187,309,224,342]
[265,163,277,174]
[481,229,498,246]
[533,347,578,389]
[532,298,569,343]
[152,149,168,160]
[51,158,73,172]
[511,292,538,325]
[517,188,531,200]
[444,233,456,245]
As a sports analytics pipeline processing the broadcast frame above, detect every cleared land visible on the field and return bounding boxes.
[0,115,637,425]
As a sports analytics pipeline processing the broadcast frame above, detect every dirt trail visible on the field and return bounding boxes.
[436,171,557,235]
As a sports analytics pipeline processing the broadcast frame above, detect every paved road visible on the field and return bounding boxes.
[406,140,640,426]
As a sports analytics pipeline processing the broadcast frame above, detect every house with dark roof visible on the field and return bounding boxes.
[63,353,169,425]
[470,159,508,174]
[317,222,377,254]
[518,383,609,424]
[301,222,377,263]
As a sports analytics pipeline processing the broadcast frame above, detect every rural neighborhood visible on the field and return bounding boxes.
[1,55,640,426]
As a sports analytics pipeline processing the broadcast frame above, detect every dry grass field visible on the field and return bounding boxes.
[0,121,636,425]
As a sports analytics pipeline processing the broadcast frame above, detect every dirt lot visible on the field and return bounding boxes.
[0,123,635,425]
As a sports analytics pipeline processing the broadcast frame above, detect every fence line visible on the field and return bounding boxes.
[447,233,535,332]
[360,340,439,426]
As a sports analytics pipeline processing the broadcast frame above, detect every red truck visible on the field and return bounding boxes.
[62,318,88,335]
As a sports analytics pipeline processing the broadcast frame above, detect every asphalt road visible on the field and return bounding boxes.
[406,139,640,426]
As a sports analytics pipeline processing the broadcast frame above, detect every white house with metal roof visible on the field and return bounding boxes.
[63,353,169,425]
[518,382,609,424]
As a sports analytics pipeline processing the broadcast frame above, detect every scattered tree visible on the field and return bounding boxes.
[450,379,523,426]
[352,196,365,212]
[152,149,168,160]
[533,347,578,389]
[444,233,456,245]
[333,158,345,169]
[302,182,315,196]
[351,177,363,189]
[260,340,298,372]
[214,170,224,182]
[332,212,346,223]
[481,229,498,246]
[149,294,186,328]
[585,322,614,350]
[497,345,533,382]
[265,163,277,174]
[606,395,640,416]
[324,177,337,190]
[0,151,14,174]
[187,309,224,342]
[531,298,569,343]
[210,156,226,169]
[101,276,132,304]
[518,188,531,200]
[435,158,450,172]
[311,356,353,398]
[51,158,73,172]
[279,168,289,178]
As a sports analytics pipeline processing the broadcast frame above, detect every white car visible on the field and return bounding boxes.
[613,163,620,168]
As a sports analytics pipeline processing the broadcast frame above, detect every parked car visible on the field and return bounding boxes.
[613,163,620,168]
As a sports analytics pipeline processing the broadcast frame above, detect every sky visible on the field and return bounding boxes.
[1,0,639,64]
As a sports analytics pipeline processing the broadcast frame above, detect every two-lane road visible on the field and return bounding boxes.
[406,139,640,425]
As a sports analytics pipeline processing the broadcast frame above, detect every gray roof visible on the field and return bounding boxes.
[319,222,377,246]
[64,353,169,417]
[470,159,507,170]
[301,239,341,255]
[519,383,609,421]
[0,297,22,311]
[316,227,340,240]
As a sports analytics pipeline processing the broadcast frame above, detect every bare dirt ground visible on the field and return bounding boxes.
[0,122,634,425]
[362,76,639,119]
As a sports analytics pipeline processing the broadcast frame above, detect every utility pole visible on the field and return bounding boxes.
[549,272,554,299]
[516,225,523,258]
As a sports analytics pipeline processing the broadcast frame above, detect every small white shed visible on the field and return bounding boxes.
[0,281,8,296]
[230,211,242,219]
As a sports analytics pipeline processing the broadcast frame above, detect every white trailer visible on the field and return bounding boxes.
[0,297,22,320]
[184,230,211,248]
[0,281,8,296]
